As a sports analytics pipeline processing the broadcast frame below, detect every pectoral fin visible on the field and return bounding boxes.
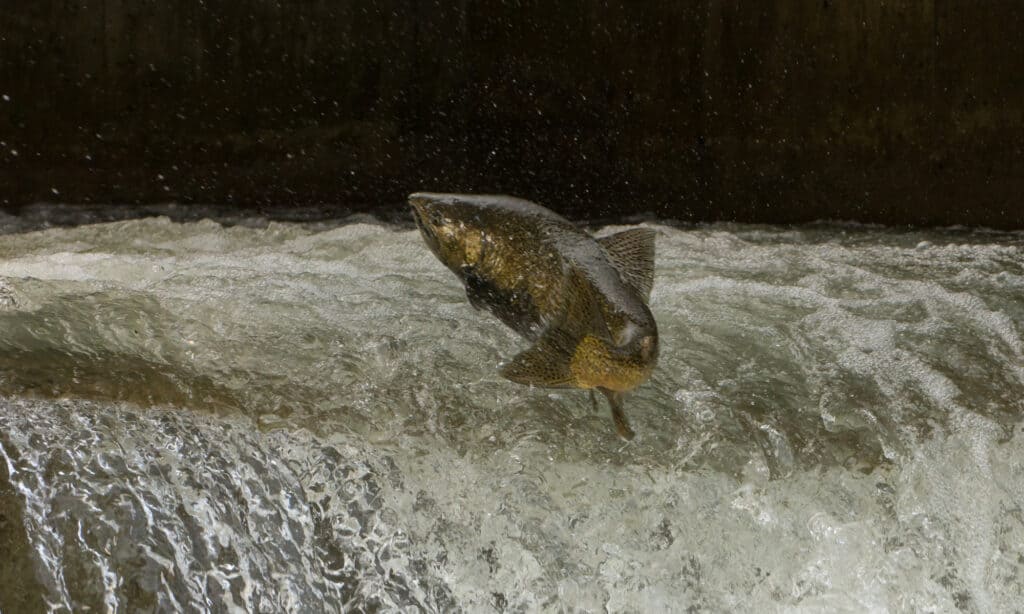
[597,228,656,300]
[500,327,578,388]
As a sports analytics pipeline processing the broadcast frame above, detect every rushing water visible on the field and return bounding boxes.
[0,211,1022,612]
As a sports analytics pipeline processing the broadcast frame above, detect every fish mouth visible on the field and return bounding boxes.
[408,193,440,252]
[408,194,431,232]
[408,192,441,219]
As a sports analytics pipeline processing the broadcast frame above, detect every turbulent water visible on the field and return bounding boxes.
[0,211,1022,612]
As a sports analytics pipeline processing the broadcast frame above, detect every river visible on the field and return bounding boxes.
[1,210,1022,611]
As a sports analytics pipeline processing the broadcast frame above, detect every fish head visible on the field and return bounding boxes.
[409,193,486,270]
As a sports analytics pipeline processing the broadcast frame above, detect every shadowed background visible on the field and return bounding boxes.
[1,1,1021,227]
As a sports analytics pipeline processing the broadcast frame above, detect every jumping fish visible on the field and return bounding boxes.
[409,192,658,439]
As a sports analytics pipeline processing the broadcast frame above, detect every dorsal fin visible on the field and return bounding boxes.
[500,326,578,388]
[597,228,656,300]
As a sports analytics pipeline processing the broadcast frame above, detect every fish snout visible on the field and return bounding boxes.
[408,193,432,222]
[408,192,457,210]
[409,195,443,254]
[407,192,432,210]
[408,193,456,228]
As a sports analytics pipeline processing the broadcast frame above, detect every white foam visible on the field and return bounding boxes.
[0,217,1021,610]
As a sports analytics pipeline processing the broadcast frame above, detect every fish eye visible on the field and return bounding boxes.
[428,210,446,227]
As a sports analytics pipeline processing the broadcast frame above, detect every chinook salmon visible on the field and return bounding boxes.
[409,192,658,439]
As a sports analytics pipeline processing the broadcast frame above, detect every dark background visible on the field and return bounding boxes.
[1,1,1022,227]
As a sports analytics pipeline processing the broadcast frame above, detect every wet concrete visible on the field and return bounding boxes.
[1,1,1021,227]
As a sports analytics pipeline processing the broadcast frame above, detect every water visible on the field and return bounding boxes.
[1,211,1022,612]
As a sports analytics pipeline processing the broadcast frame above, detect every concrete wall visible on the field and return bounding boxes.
[1,1,1021,227]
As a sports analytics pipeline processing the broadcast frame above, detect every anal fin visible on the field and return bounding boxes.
[500,327,577,388]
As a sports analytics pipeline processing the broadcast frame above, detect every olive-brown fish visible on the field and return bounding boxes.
[409,192,658,439]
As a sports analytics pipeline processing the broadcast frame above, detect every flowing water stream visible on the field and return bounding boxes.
[0,210,1022,612]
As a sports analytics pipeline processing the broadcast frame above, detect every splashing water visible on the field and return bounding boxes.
[1,214,1022,611]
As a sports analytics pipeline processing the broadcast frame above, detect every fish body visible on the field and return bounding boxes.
[409,192,658,438]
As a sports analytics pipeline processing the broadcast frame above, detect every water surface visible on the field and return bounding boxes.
[1,213,1022,611]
